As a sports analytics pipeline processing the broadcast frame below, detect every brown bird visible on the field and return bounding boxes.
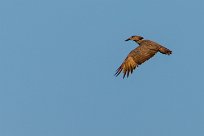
[115,35,172,78]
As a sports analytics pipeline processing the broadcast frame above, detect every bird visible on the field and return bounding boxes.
[115,35,172,78]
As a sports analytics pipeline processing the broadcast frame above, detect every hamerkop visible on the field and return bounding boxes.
[115,35,172,78]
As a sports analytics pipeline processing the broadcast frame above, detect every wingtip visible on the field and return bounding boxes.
[114,66,122,77]
[125,39,130,41]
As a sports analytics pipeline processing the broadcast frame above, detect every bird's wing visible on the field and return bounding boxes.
[144,40,172,55]
[158,46,172,55]
[115,56,138,78]
[115,46,158,78]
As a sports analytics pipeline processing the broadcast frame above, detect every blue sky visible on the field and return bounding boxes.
[0,0,204,136]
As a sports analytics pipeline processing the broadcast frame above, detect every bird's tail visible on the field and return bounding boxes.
[159,47,172,55]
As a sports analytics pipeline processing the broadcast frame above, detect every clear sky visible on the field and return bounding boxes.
[0,0,204,136]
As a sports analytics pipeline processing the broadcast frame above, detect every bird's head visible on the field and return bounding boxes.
[125,35,144,42]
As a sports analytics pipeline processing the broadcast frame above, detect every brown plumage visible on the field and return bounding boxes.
[115,35,172,78]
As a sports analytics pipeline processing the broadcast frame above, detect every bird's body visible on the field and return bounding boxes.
[115,36,172,78]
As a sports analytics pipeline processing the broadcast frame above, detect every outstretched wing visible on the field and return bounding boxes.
[115,56,138,78]
[115,46,158,78]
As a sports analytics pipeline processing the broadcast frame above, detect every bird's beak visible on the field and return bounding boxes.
[125,38,130,41]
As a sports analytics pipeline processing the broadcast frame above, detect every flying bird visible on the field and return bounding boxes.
[115,35,172,78]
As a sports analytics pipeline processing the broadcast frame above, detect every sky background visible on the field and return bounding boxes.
[0,0,204,136]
